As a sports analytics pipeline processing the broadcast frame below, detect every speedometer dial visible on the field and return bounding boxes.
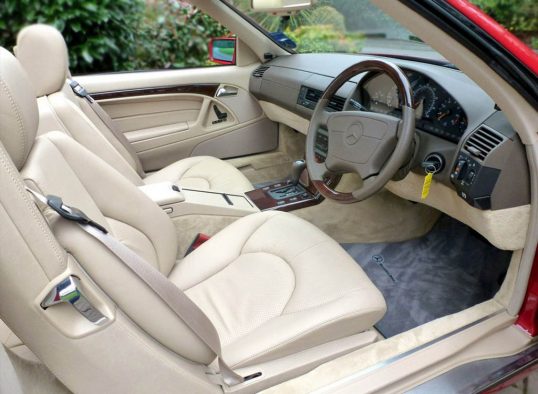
[414,85,438,118]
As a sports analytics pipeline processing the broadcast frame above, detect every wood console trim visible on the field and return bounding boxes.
[246,184,322,212]
[246,171,342,212]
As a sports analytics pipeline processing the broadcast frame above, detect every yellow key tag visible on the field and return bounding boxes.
[421,172,433,200]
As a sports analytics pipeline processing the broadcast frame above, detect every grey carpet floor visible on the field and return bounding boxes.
[342,215,512,338]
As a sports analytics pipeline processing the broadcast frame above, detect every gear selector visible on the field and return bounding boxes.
[268,160,308,201]
[246,159,325,211]
[290,160,306,186]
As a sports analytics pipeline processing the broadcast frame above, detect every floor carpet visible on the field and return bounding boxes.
[342,215,512,338]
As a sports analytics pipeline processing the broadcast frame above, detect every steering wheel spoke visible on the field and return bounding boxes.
[306,59,416,203]
[319,109,331,128]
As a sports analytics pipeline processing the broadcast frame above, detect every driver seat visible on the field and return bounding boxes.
[14,24,254,195]
[0,48,386,392]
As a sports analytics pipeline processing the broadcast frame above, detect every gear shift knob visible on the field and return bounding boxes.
[290,160,306,186]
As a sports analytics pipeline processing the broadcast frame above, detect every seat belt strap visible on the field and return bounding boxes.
[26,188,245,386]
[68,80,146,178]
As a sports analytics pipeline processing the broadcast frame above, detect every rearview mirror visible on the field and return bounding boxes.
[251,0,312,13]
[209,37,236,65]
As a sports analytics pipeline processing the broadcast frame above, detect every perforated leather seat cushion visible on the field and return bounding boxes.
[171,211,386,368]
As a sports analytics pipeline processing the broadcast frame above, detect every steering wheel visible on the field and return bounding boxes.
[306,59,416,203]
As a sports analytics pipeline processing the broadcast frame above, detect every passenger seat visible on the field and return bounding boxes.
[0,47,386,392]
[15,24,254,195]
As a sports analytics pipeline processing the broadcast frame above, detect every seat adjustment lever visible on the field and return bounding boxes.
[41,276,108,325]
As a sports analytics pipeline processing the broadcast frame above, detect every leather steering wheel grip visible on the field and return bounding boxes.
[306,59,416,203]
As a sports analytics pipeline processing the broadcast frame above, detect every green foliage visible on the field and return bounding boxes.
[0,0,229,74]
[471,0,538,48]
[308,6,346,33]
[230,0,362,54]
[286,25,363,54]
[320,0,393,32]
[0,0,145,74]
[134,2,229,70]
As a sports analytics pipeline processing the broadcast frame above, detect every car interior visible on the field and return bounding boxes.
[0,0,536,393]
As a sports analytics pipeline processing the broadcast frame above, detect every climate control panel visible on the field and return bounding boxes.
[450,152,499,210]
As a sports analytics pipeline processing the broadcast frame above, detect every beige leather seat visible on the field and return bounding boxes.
[0,47,385,391]
[14,24,254,195]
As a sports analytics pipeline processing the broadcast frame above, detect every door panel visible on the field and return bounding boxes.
[76,65,278,171]
[102,96,201,135]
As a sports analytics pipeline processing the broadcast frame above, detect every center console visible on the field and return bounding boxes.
[139,182,259,217]
[245,160,341,212]
[245,180,320,211]
[140,159,341,217]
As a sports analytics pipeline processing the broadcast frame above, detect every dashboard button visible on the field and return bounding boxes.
[466,170,476,183]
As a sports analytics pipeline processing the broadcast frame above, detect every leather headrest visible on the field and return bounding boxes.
[0,47,39,170]
[15,24,69,97]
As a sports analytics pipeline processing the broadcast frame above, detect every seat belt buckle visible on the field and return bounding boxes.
[46,195,108,234]
[205,369,262,386]
[185,233,211,256]
[41,276,108,325]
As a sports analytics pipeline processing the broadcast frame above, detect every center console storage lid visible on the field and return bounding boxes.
[138,182,185,206]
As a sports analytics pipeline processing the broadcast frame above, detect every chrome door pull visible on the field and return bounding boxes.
[41,276,108,325]
[215,86,238,97]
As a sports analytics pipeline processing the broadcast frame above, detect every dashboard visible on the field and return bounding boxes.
[357,70,468,143]
[249,53,530,211]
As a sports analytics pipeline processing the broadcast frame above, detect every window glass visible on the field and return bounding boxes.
[226,0,538,60]
[226,0,444,62]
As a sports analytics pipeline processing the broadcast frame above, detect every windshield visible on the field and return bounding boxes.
[224,0,446,63]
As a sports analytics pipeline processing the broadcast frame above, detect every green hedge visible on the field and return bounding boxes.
[471,0,538,48]
[0,0,228,74]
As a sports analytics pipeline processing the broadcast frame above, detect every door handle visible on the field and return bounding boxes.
[215,86,238,97]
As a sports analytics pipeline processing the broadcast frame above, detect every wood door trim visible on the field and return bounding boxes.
[91,84,219,100]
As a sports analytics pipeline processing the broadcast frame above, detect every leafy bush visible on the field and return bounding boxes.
[471,0,538,48]
[135,2,228,70]
[286,25,363,54]
[0,0,228,74]
[0,0,145,74]
[308,6,346,33]
[230,1,362,54]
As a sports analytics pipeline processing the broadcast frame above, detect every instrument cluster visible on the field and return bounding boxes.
[356,69,468,143]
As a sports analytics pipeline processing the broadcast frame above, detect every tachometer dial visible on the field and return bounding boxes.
[438,97,467,133]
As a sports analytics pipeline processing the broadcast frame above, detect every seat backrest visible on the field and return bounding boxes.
[0,47,216,384]
[15,24,144,182]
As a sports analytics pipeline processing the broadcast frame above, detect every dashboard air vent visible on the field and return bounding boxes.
[328,96,346,112]
[298,86,345,112]
[464,126,504,160]
[252,65,270,78]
